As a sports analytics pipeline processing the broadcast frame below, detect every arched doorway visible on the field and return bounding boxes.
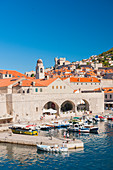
[77,99,89,112]
[43,101,59,115]
[61,100,75,112]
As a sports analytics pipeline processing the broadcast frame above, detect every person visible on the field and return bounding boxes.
[49,130,52,140]
[67,133,69,138]
[63,131,66,138]
[62,142,64,148]
[73,137,75,141]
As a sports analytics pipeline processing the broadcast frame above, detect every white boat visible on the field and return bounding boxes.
[37,144,68,153]
[39,124,51,130]
[67,124,98,133]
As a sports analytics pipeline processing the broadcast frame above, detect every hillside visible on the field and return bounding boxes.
[99,47,113,57]
[96,47,113,67]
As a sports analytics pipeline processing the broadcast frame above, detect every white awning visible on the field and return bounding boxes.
[43,108,57,114]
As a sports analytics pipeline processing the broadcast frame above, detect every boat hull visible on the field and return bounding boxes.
[37,145,68,152]
[11,128,38,136]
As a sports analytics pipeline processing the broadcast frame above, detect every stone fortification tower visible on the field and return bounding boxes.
[36,59,44,79]
[54,57,66,68]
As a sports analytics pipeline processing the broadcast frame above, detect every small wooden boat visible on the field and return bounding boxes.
[10,124,38,136]
[37,144,68,153]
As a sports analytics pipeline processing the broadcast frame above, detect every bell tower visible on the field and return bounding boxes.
[36,59,44,79]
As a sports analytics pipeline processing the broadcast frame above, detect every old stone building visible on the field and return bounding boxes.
[0,59,104,123]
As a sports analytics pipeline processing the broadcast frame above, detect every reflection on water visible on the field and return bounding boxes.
[0,122,113,170]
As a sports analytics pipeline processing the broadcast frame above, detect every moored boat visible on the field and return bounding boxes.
[67,124,98,133]
[37,144,68,153]
[9,124,38,136]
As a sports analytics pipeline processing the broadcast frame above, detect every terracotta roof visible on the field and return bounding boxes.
[74,90,78,93]
[94,88,101,91]
[37,78,57,86]
[0,78,21,87]
[13,78,58,87]
[0,70,26,78]
[15,80,44,87]
[70,77,100,83]
[94,87,113,93]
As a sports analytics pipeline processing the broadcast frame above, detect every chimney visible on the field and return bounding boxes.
[45,75,49,80]
[32,82,35,86]
[18,81,22,86]
[78,78,80,81]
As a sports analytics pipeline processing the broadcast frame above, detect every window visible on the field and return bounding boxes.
[110,95,112,99]
[56,86,58,89]
[91,83,92,85]
[95,83,96,85]
[40,68,43,73]
[60,86,62,89]
[86,83,87,85]
[5,74,7,77]
[9,74,11,77]
[77,83,78,85]
[36,107,38,112]
[105,94,107,98]
[27,89,30,93]
[52,86,54,89]
[40,88,42,92]
[81,83,83,85]
[35,88,38,92]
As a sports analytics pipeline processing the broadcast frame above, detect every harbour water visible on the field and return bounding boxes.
[0,122,113,170]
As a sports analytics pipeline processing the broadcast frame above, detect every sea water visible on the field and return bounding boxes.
[0,122,113,170]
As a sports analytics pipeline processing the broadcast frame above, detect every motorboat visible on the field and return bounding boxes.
[98,116,106,121]
[39,124,51,130]
[37,144,68,153]
[51,120,70,128]
[9,124,38,136]
[107,115,113,120]
[86,117,93,124]
[92,115,100,123]
[67,124,98,133]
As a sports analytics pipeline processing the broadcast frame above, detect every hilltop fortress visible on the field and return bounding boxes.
[0,59,104,124]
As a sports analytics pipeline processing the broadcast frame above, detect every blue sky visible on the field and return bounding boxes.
[0,0,113,73]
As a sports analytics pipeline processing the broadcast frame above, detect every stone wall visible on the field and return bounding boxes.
[0,94,7,116]
[9,91,104,122]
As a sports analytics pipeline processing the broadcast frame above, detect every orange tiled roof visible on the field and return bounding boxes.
[73,90,78,93]
[94,87,113,93]
[0,70,26,78]
[103,87,113,93]
[70,77,100,83]
[0,78,22,87]
[14,78,58,87]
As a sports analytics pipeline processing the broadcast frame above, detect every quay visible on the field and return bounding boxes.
[0,132,84,149]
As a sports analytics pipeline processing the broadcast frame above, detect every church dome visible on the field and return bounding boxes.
[37,59,43,64]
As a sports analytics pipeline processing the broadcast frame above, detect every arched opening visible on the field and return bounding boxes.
[77,99,89,112]
[43,101,59,116]
[61,100,75,112]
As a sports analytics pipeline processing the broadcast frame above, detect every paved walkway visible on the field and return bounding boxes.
[0,131,83,149]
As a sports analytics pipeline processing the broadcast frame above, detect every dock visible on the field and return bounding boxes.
[0,132,84,149]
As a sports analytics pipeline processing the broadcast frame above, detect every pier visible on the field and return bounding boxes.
[0,131,84,149]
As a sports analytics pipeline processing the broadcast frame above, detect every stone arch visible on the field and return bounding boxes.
[43,101,59,115]
[61,100,75,112]
[77,99,89,111]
